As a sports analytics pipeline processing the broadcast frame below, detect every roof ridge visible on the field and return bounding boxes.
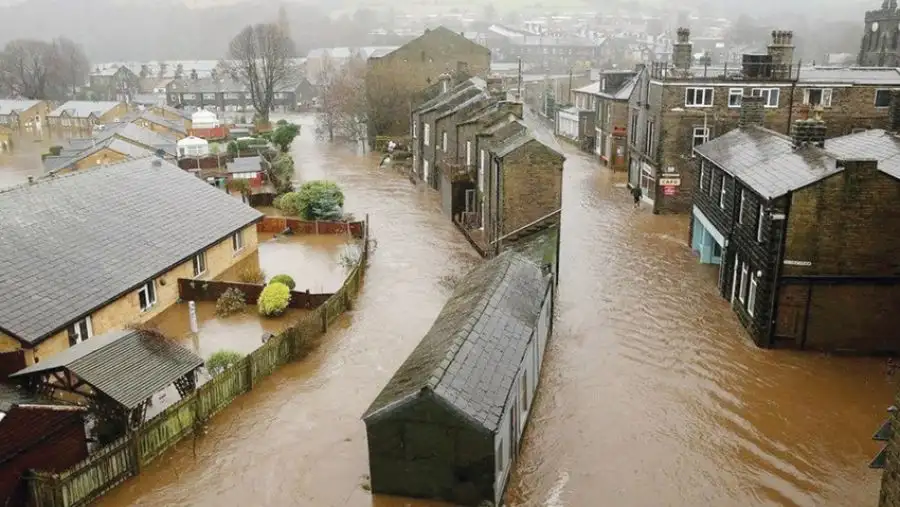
[1,157,169,196]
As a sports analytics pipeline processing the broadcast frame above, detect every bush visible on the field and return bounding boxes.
[237,265,266,284]
[227,141,238,156]
[274,191,302,215]
[258,282,291,316]
[296,180,345,221]
[272,123,300,152]
[269,274,296,290]
[206,349,244,375]
[215,288,247,317]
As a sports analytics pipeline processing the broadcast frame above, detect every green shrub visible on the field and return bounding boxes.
[227,141,238,156]
[274,191,302,215]
[269,274,296,290]
[272,123,300,152]
[237,265,266,284]
[296,180,345,221]
[215,288,247,317]
[206,349,244,375]
[258,282,291,316]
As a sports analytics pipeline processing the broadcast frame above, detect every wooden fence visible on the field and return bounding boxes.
[27,218,370,507]
[176,279,332,310]
[257,216,365,237]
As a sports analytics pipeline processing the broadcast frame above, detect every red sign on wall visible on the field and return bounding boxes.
[663,185,677,196]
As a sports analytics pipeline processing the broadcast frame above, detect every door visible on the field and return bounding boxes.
[423,159,430,184]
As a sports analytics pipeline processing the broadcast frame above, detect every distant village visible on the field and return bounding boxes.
[2,1,900,507]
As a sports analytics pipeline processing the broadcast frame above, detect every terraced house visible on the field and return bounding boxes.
[0,158,262,365]
[691,98,900,353]
[42,122,178,174]
[628,27,900,214]
[0,99,49,132]
[47,101,128,131]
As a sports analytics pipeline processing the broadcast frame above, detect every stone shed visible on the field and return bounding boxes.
[362,245,555,506]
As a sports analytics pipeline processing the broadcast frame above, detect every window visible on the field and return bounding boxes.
[412,121,417,139]
[728,88,743,108]
[67,316,93,346]
[521,370,529,412]
[803,88,832,107]
[738,190,746,224]
[752,88,780,107]
[692,126,710,148]
[757,205,765,242]
[747,273,758,316]
[442,131,447,152]
[875,89,893,108]
[232,230,244,252]
[138,280,157,311]
[183,93,196,100]
[739,263,749,303]
[708,170,716,197]
[193,252,207,277]
[202,93,216,100]
[685,87,714,107]
[644,120,654,154]
[699,160,706,191]
[719,175,727,209]
[423,123,430,146]
[630,110,638,145]
[466,141,472,166]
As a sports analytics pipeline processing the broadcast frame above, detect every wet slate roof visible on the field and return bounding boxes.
[226,155,267,174]
[11,329,203,409]
[0,159,262,344]
[0,100,41,116]
[139,111,188,135]
[43,136,158,174]
[362,250,550,432]
[494,131,565,159]
[416,77,487,114]
[823,129,900,180]
[48,101,122,119]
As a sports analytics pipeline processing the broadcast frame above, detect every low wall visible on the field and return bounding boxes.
[256,216,365,237]
[177,279,331,309]
[27,218,371,507]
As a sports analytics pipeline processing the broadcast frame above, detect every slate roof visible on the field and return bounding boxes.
[796,67,900,85]
[153,104,192,120]
[0,159,263,344]
[49,101,122,119]
[95,122,177,155]
[494,131,565,159]
[11,329,203,409]
[415,77,486,114]
[821,129,900,180]
[0,100,41,116]
[138,111,188,135]
[42,137,156,173]
[226,156,267,174]
[438,91,491,119]
[363,250,550,432]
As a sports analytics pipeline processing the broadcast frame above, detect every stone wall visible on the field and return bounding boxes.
[500,140,564,236]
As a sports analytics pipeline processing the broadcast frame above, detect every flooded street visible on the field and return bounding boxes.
[60,112,891,507]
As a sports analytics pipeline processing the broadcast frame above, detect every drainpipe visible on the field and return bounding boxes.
[766,194,791,348]
[785,61,800,135]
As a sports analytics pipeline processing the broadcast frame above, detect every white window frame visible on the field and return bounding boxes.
[728,88,743,108]
[442,131,448,152]
[232,230,244,252]
[699,160,706,191]
[719,175,727,209]
[644,120,654,154]
[423,123,431,146]
[692,126,710,148]
[751,88,780,108]
[685,87,714,107]
[803,88,832,108]
[68,316,93,345]
[757,205,765,242]
[739,263,749,304]
[138,280,157,312]
[738,190,746,224]
[466,140,472,167]
[193,251,207,277]
[412,120,417,139]
[875,89,893,108]
[748,273,758,317]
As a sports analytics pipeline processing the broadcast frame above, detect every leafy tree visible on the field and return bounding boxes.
[269,152,295,192]
[269,274,296,289]
[271,122,300,152]
[206,349,245,375]
[258,282,291,316]
[296,180,344,221]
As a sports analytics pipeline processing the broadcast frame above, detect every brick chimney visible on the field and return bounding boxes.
[791,119,827,148]
[486,74,505,100]
[739,95,765,127]
[438,72,452,93]
[672,27,693,70]
[889,90,900,133]
[767,30,795,78]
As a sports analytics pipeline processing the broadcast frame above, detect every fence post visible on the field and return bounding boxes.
[315,220,319,235]
[246,356,254,391]
[131,433,142,474]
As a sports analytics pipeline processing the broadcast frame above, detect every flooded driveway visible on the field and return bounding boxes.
[84,113,893,507]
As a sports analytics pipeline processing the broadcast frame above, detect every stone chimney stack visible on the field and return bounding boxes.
[672,27,693,70]
[486,74,505,100]
[889,90,900,132]
[438,72,452,94]
[739,95,765,127]
[791,118,827,148]
[767,30,795,77]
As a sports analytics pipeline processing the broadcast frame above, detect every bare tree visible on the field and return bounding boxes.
[52,37,89,99]
[316,58,368,143]
[225,23,295,124]
[0,39,58,99]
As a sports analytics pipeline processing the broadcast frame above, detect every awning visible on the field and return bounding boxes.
[692,205,727,247]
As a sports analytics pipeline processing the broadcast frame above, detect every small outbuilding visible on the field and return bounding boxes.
[190,109,220,130]
[176,135,209,157]
[362,245,555,506]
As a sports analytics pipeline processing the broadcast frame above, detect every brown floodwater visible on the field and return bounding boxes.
[0,129,85,188]
[78,113,895,507]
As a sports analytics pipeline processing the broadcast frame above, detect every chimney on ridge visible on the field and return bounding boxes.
[767,30,795,78]
[889,90,900,133]
[673,27,693,70]
[791,118,827,149]
[438,72,452,94]
[739,95,765,127]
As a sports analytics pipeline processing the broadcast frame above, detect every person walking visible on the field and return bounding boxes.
[631,185,643,208]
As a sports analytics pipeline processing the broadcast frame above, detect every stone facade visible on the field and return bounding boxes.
[0,224,259,364]
[367,26,491,140]
[496,141,564,239]
[859,0,900,66]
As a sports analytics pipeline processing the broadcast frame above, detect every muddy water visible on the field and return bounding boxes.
[0,129,81,188]
[86,113,894,507]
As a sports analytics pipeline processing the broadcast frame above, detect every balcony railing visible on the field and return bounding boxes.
[649,61,800,82]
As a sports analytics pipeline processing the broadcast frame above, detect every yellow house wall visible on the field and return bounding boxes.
[4,223,259,364]
[68,149,130,172]
[98,103,129,122]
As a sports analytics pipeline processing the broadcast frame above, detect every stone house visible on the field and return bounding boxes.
[629,27,900,215]
[362,245,555,506]
[366,26,491,142]
[692,107,900,353]
[47,101,129,132]
[0,99,50,132]
[0,158,262,365]
[42,122,178,174]
[594,70,638,171]
[556,81,598,150]
[88,65,140,103]
[148,104,193,132]
[131,110,188,139]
